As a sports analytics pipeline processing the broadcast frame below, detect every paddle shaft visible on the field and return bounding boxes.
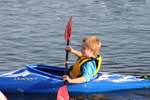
[57,16,72,100]
[64,39,70,75]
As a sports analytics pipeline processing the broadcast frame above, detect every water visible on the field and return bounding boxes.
[0,0,150,99]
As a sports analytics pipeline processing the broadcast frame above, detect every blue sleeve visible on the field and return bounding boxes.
[82,61,96,82]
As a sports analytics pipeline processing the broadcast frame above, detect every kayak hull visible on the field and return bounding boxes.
[0,64,150,94]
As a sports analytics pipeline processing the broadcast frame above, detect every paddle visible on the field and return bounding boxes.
[57,16,72,100]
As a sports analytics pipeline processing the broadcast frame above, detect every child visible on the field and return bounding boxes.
[63,36,102,83]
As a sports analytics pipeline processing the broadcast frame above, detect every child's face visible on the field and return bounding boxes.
[81,44,93,57]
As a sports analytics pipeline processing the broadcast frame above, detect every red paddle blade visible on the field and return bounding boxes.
[64,16,72,41]
[57,85,69,100]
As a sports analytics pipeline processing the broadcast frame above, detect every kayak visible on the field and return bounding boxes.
[0,64,150,94]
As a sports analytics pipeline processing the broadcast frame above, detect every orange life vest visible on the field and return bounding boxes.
[69,55,102,78]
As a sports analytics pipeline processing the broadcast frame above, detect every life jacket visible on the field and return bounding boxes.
[69,55,102,78]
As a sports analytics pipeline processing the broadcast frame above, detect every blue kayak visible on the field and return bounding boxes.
[0,64,150,94]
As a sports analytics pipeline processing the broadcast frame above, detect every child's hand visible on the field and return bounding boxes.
[65,46,73,53]
[65,46,82,57]
[63,75,71,83]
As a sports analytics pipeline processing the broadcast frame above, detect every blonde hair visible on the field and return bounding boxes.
[83,36,101,56]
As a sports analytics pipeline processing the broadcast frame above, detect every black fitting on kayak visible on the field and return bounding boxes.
[140,75,150,80]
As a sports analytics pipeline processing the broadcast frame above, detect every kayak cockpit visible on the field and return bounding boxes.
[26,64,65,79]
[36,65,64,76]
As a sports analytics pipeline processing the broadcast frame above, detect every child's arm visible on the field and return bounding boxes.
[71,49,82,57]
[65,46,82,57]
[63,75,86,83]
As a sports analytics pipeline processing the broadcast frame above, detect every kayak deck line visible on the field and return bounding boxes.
[0,64,150,94]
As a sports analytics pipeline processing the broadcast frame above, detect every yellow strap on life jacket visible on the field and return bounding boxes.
[93,55,102,76]
[78,57,92,68]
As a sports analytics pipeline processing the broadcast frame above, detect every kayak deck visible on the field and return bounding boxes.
[0,64,150,94]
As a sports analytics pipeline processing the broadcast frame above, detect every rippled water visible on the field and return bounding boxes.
[0,0,150,100]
